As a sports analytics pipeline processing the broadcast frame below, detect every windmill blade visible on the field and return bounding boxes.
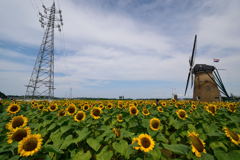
[189,34,197,67]
[191,73,194,88]
[184,72,191,96]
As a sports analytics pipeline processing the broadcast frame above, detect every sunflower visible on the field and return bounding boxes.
[107,103,113,109]
[58,109,66,117]
[157,106,163,112]
[90,107,102,119]
[6,115,28,131]
[67,104,77,115]
[172,98,176,103]
[74,111,86,122]
[191,104,197,110]
[99,104,105,110]
[38,105,44,110]
[188,131,206,157]
[7,127,31,144]
[129,105,139,116]
[150,118,161,131]
[31,103,38,109]
[223,127,240,145]
[18,134,43,157]
[48,103,58,112]
[7,103,21,114]
[118,101,123,109]
[83,104,90,111]
[112,128,121,137]
[227,103,236,112]
[117,114,123,122]
[142,108,150,116]
[138,134,155,152]
[161,101,167,107]
[132,137,140,150]
[205,105,217,116]
[176,109,188,120]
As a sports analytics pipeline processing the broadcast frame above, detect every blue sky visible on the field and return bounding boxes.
[0,0,240,98]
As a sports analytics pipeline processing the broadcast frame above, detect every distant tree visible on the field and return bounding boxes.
[0,91,7,99]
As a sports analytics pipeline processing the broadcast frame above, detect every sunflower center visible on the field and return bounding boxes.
[118,115,122,120]
[10,105,18,112]
[84,106,88,110]
[209,106,216,114]
[131,108,137,114]
[141,137,151,148]
[93,109,100,116]
[229,130,239,141]
[143,109,148,114]
[229,106,235,111]
[152,120,160,129]
[12,117,24,128]
[50,105,56,110]
[12,129,27,141]
[23,137,38,151]
[180,111,186,118]
[77,113,84,120]
[190,135,204,152]
[68,107,75,113]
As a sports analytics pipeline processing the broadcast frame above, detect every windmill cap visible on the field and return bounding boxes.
[193,64,215,74]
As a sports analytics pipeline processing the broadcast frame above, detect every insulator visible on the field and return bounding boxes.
[59,10,62,14]
[61,22,63,26]
[44,9,47,14]
[42,5,46,9]
[39,12,42,16]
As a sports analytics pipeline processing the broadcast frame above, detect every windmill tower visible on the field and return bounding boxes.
[184,35,229,102]
[25,2,63,99]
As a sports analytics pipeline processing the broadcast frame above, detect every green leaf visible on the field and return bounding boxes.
[74,128,90,144]
[228,150,240,160]
[214,149,228,160]
[112,140,130,158]
[50,130,63,148]
[44,145,64,154]
[87,138,101,152]
[197,153,215,160]
[96,146,113,160]
[60,135,74,150]
[121,129,135,138]
[162,143,189,155]
[149,147,162,160]
[156,133,168,143]
[48,123,57,131]
[210,142,228,152]
[72,150,92,160]
[60,125,71,134]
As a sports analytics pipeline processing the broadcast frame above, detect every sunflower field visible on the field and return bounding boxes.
[0,99,240,160]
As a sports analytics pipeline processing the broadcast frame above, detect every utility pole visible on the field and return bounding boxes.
[25,2,63,99]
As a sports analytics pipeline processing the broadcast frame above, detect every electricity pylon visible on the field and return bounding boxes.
[25,2,63,99]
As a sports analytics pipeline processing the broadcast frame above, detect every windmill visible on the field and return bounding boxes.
[184,35,229,102]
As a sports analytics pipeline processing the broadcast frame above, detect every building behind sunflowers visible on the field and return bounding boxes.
[0,99,239,159]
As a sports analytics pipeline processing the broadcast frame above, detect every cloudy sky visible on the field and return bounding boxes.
[0,0,239,98]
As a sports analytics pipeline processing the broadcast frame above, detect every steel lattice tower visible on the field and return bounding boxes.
[25,2,63,99]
